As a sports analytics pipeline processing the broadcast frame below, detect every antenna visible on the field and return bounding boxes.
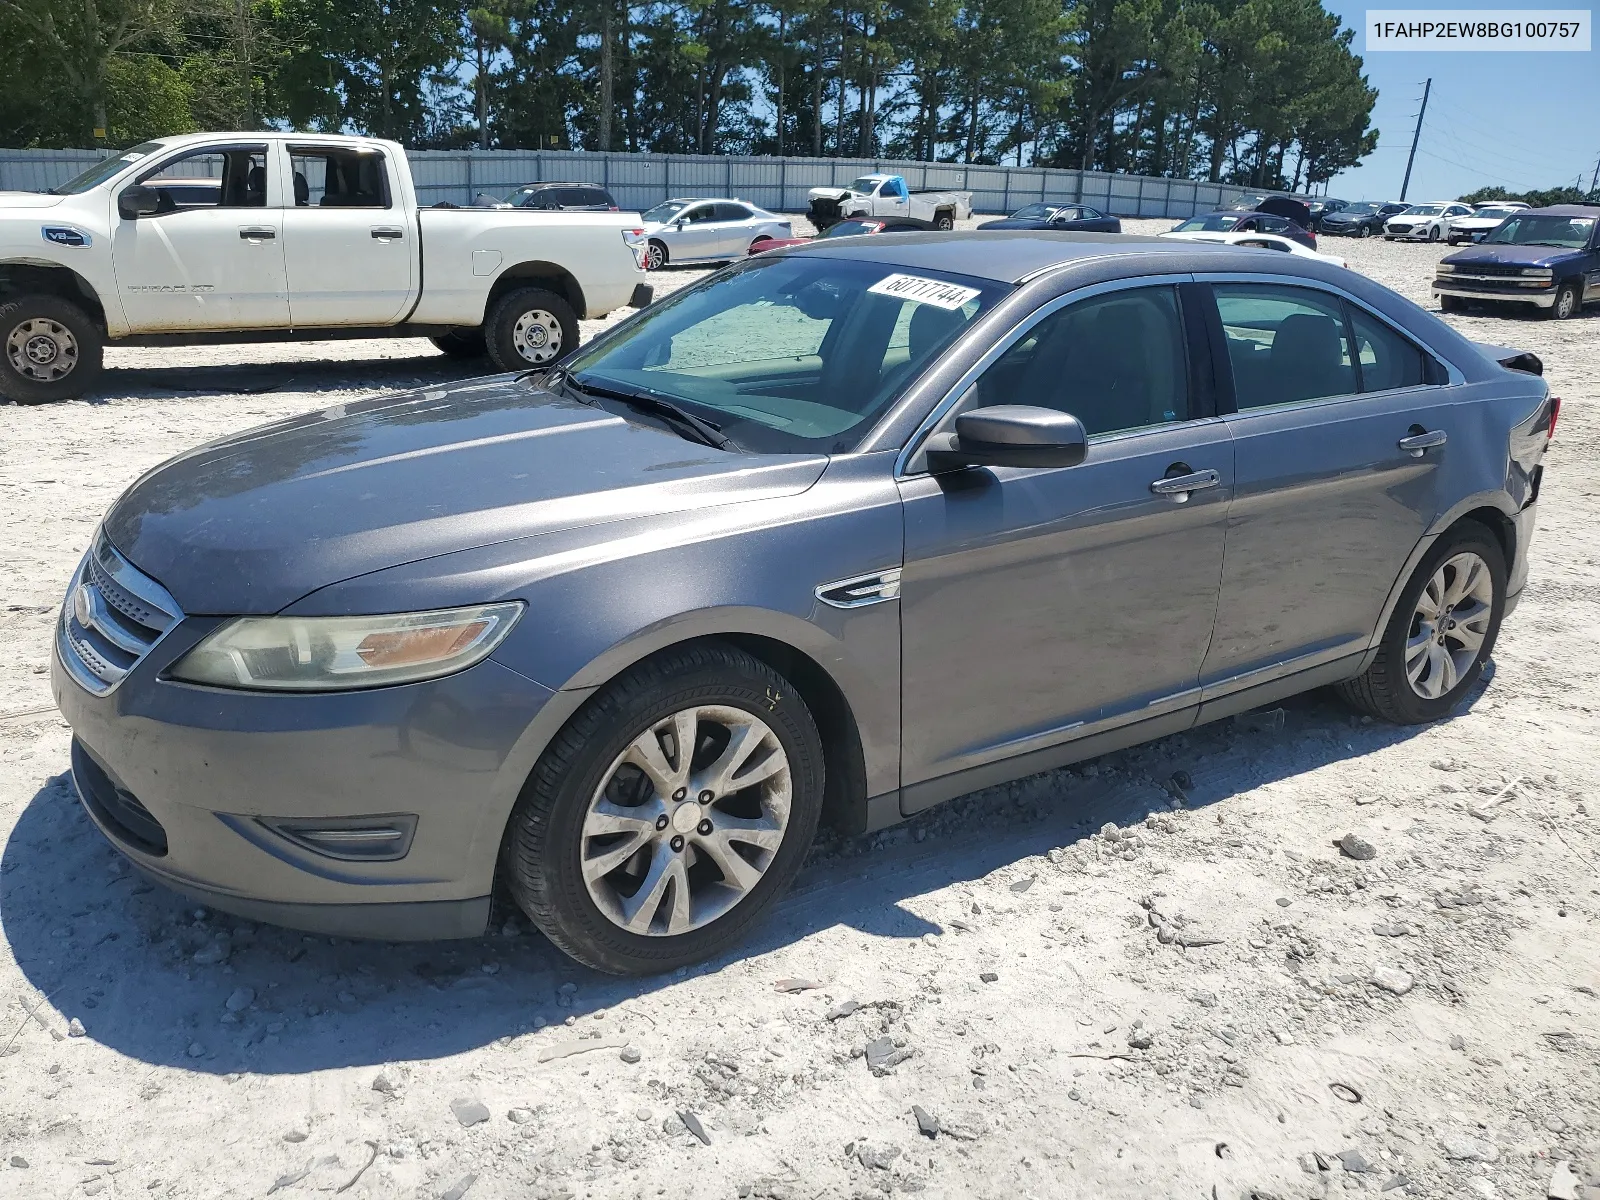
[1400,79,1431,203]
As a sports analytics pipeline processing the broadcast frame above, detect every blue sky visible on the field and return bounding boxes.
[1321,1,1600,201]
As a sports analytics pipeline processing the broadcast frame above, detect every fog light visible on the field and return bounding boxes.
[258,814,419,861]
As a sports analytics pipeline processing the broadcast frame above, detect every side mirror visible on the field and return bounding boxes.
[672,217,686,229]
[925,405,1088,472]
[118,184,161,220]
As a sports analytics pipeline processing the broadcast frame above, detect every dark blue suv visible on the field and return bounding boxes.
[1434,205,1600,320]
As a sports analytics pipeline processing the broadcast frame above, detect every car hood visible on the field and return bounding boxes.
[1443,243,1582,268]
[808,187,860,200]
[0,191,68,209]
[103,377,828,615]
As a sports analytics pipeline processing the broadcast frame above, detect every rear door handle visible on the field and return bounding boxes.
[371,227,404,240]
[238,227,276,241]
[1150,468,1220,502]
[1398,428,1447,457]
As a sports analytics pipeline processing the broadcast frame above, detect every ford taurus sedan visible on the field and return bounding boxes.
[54,234,1555,974]
[638,198,792,269]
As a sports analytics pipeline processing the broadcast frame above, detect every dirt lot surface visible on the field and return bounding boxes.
[2,219,1597,1200]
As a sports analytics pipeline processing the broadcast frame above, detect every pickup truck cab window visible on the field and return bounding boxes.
[288,147,391,208]
[131,146,269,213]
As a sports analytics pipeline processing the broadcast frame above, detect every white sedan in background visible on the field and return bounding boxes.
[1160,229,1349,269]
[637,198,793,269]
[1446,201,1531,245]
[1383,202,1473,242]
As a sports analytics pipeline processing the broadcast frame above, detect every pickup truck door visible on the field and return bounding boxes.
[109,142,291,332]
[1585,226,1600,301]
[278,144,417,326]
[878,177,910,217]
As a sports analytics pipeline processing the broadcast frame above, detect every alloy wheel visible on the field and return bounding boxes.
[511,308,563,365]
[580,704,792,936]
[1405,551,1494,699]
[6,317,79,382]
[646,242,666,270]
[1555,287,1577,319]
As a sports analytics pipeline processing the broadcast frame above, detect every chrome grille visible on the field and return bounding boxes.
[58,532,183,695]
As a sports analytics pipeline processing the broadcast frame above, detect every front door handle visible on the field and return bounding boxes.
[371,227,404,240]
[238,227,276,241]
[1398,428,1447,457]
[1150,468,1221,502]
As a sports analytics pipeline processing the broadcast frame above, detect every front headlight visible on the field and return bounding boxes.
[1518,267,1555,279]
[1435,264,1457,274]
[167,603,524,691]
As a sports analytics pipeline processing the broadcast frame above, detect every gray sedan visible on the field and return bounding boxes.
[54,234,1554,974]
[638,198,792,268]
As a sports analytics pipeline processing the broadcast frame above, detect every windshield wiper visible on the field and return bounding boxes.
[566,376,738,451]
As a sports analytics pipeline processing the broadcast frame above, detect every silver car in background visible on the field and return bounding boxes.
[639,198,792,269]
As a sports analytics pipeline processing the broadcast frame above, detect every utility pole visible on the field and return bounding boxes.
[1400,78,1430,202]
[1590,154,1599,193]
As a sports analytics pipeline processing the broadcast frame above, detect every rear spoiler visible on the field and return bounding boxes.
[1474,342,1543,376]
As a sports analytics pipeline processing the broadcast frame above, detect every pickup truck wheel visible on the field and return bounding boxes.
[1545,282,1580,321]
[429,329,487,359]
[933,212,955,231]
[485,287,579,371]
[645,240,668,270]
[0,295,103,405]
[502,642,824,975]
[1337,523,1505,725]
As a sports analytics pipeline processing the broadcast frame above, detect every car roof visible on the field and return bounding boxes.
[784,230,1350,285]
[1525,204,1600,216]
[515,181,608,189]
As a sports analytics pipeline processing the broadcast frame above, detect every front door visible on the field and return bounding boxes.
[110,143,290,332]
[672,204,724,261]
[280,145,415,327]
[897,282,1231,799]
[1198,280,1473,689]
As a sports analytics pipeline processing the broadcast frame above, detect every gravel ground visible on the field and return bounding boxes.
[2,219,1597,1200]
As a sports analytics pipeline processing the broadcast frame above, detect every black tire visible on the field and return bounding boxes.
[0,294,103,405]
[503,642,825,975]
[1427,225,1441,242]
[1545,281,1581,321]
[1338,522,1507,725]
[429,329,487,359]
[645,239,668,271]
[1356,225,1370,239]
[1446,236,1460,246]
[484,287,579,372]
[933,212,955,231]
[1439,294,1467,313]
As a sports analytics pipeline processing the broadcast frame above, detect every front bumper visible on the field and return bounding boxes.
[54,622,556,940]
[1433,282,1557,308]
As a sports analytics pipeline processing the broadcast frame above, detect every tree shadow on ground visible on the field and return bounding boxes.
[0,675,1484,1076]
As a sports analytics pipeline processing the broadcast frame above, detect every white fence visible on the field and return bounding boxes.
[0,145,1251,219]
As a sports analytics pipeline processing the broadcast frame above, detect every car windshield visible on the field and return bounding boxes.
[1402,205,1444,216]
[848,176,882,194]
[49,142,163,194]
[643,200,691,222]
[1173,214,1240,232]
[1340,203,1379,215]
[1009,204,1056,219]
[1470,207,1519,220]
[822,220,882,237]
[1484,214,1596,249]
[560,256,1009,454]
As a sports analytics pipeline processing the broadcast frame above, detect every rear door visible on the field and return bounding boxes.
[1196,277,1473,693]
[279,144,417,327]
[712,203,757,256]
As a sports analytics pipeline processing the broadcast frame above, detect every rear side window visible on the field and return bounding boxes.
[972,285,1190,436]
[288,147,390,208]
[579,188,614,208]
[715,202,752,221]
[1214,285,1356,408]
[1348,307,1434,392]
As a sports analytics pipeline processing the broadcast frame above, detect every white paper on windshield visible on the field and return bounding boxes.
[868,274,982,310]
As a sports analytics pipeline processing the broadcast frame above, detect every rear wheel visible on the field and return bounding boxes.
[484,287,579,371]
[1338,523,1505,724]
[429,329,487,359]
[1545,281,1581,321]
[503,643,825,975]
[933,211,955,231]
[0,294,103,405]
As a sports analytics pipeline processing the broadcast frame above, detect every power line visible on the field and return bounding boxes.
[1423,115,1582,178]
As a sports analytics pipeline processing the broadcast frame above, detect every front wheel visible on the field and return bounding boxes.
[1427,225,1441,242]
[645,240,668,271]
[1439,294,1467,313]
[484,287,579,371]
[0,294,104,405]
[1545,281,1581,321]
[1338,523,1506,724]
[429,329,487,359]
[503,643,825,975]
[1356,225,1370,239]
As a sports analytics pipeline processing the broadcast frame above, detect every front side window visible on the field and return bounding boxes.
[563,257,1008,453]
[682,205,715,224]
[288,148,389,208]
[968,286,1190,437]
[1175,214,1241,233]
[1213,284,1355,409]
[134,147,267,212]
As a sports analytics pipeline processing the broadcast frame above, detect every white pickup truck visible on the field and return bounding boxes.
[0,132,652,404]
[807,173,973,232]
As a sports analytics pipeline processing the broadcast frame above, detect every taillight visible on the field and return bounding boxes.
[1548,395,1561,440]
